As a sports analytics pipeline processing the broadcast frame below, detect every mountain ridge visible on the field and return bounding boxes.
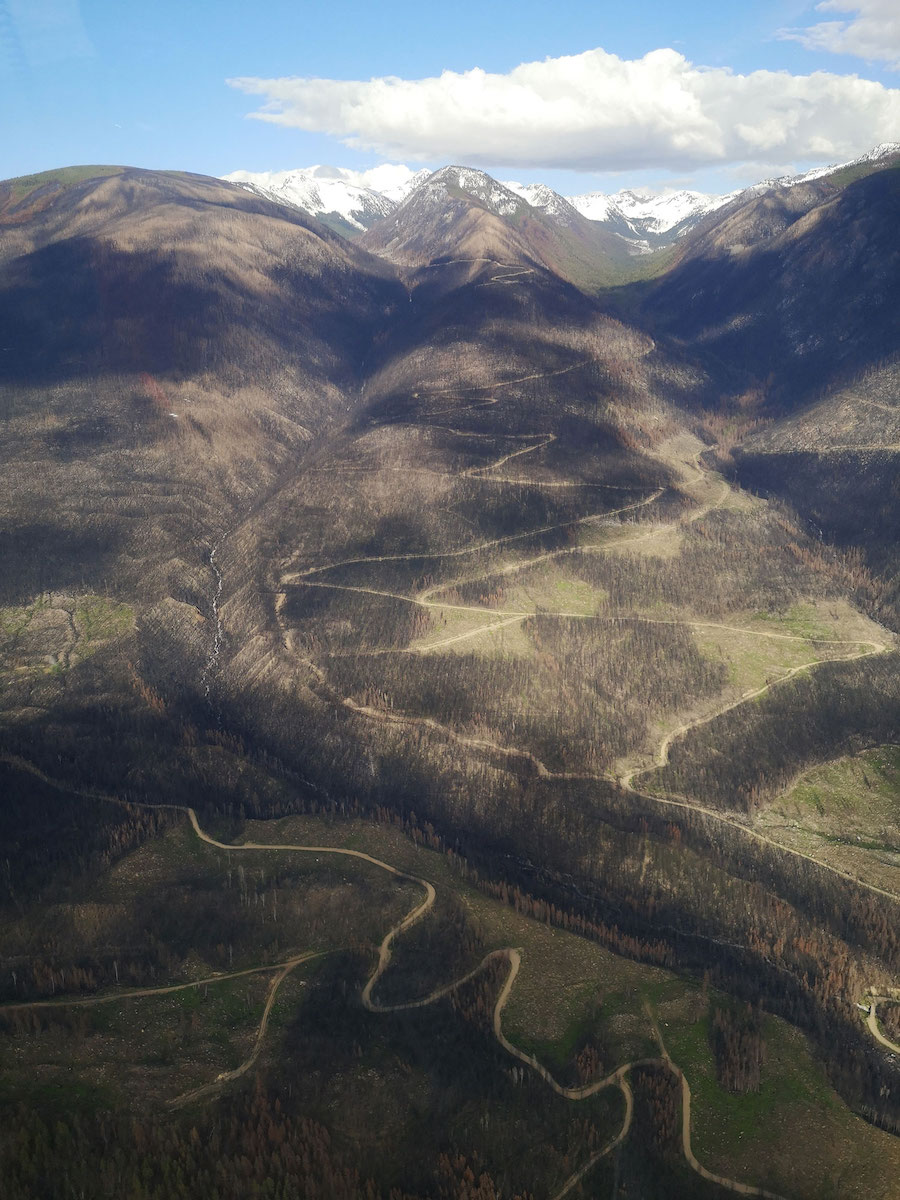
[222,141,900,253]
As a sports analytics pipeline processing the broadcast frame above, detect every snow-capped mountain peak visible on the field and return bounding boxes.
[426,166,528,217]
[223,166,396,232]
[223,143,900,249]
[738,143,900,200]
[866,142,900,162]
[503,181,582,226]
[568,186,725,240]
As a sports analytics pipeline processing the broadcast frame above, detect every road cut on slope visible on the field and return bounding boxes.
[3,777,794,1199]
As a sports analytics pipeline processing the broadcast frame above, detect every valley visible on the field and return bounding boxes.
[1,153,899,1199]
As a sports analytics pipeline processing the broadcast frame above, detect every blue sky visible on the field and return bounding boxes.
[2,0,899,194]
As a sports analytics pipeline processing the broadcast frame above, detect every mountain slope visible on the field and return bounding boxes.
[223,166,397,236]
[2,158,900,1200]
[0,166,405,605]
[733,358,900,630]
[359,166,539,267]
[634,158,900,405]
[221,165,433,237]
[222,143,900,261]
[361,165,644,289]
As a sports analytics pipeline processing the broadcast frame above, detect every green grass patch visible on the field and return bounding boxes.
[660,990,900,1198]
[750,602,835,640]
[761,745,900,888]
[693,623,839,693]
[74,595,134,650]
[786,745,900,820]
[4,165,124,205]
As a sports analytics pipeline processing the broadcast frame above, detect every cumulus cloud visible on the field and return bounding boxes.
[779,2,900,69]
[227,46,900,172]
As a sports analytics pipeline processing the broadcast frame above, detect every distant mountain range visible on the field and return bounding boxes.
[224,142,900,253]
[222,164,430,238]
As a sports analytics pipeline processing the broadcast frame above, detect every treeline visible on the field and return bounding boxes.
[0,1080,420,1200]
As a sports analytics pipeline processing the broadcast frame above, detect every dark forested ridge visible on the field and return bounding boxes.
[1,159,900,1199]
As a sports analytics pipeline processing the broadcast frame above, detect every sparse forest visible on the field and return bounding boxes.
[2,160,900,1199]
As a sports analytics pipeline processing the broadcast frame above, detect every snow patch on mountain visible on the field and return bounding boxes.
[224,143,900,243]
[568,187,728,238]
[737,142,900,200]
[503,181,582,226]
[566,143,900,245]
[379,168,431,202]
[427,166,527,216]
[222,165,403,230]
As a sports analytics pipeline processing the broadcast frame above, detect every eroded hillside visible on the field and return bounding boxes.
[1,161,899,1200]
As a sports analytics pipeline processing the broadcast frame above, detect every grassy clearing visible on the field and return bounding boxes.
[408,607,504,650]
[659,988,900,1199]
[0,592,134,679]
[602,521,685,558]
[755,745,900,893]
[0,595,68,676]
[780,745,900,828]
[0,971,275,1109]
[616,613,863,778]
[73,595,134,658]
[748,601,837,641]
[692,623,852,694]
[470,893,673,1069]
[501,571,608,616]
[413,613,535,659]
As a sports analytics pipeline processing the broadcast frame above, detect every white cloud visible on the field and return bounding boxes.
[227,47,900,173]
[779,2,900,68]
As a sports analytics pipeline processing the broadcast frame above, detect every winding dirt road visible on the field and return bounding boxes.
[865,995,900,1055]
[6,754,892,1198]
[2,771,797,1198]
[648,1012,787,1199]
[5,261,896,1197]
[169,953,322,1108]
[285,487,663,583]
[274,389,896,910]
